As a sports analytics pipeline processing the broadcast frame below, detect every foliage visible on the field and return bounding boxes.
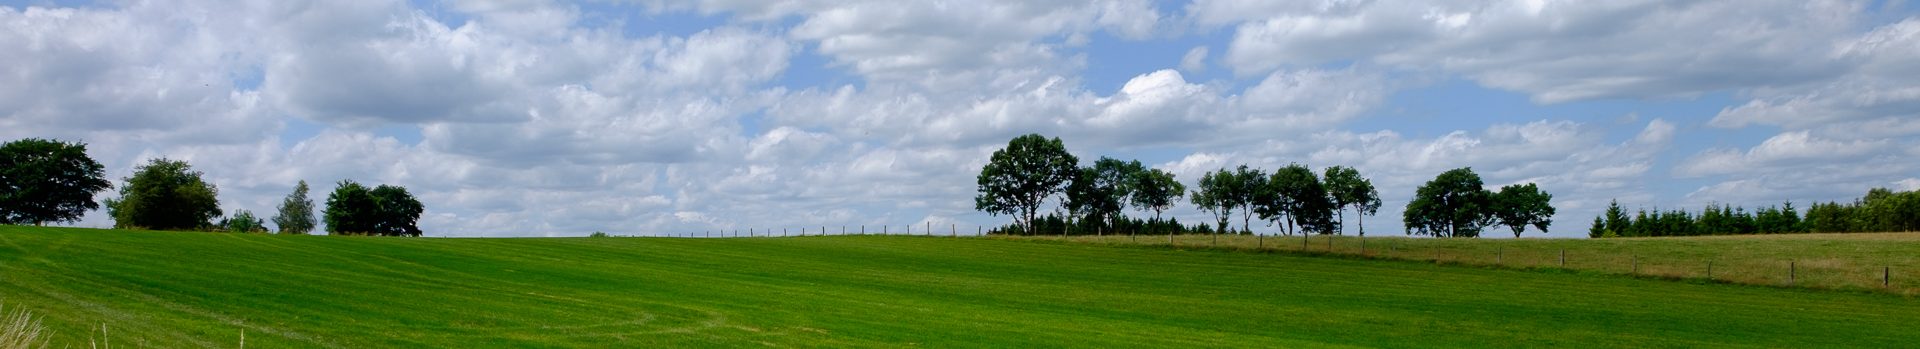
[1321,166,1380,236]
[1190,168,1237,234]
[1596,187,1920,237]
[0,138,112,225]
[974,134,1078,233]
[1491,183,1555,237]
[589,231,610,238]
[1128,167,1185,223]
[1256,163,1335,236]
[103,158,221,231]
[324,180,424,236]
[273,180,317,234]
[1064,157,1140,228]
[1404,167,1493,238]
[218,209,268,233]
[986,214,1210,236]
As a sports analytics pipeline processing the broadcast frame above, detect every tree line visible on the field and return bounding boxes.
[0,138,423,236]
[974,134,1557,238]
[1591,187,1920,237]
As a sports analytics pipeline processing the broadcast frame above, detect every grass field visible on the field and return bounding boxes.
[2,226,1919,347]
[1013,232,1920,294]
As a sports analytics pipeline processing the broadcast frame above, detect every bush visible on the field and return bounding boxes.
[103,158,221,231]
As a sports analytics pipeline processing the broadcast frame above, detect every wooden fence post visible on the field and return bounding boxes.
[951,224,956,237]
[1885,266,1891,288]
[1632,255,1638,274]
[1707,261,1713,279]
[1789,261,1796,286]
[1496,247,1502,265]
[1558,249,1565,267]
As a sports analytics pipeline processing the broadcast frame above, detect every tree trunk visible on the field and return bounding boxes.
[1357,208,1365,237]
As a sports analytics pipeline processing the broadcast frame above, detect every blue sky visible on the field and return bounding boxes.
[4,0,1919,237]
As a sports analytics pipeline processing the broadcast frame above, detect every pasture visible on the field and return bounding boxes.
[1,226,1917,347]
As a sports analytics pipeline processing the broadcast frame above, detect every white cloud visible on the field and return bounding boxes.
[1675,131,1890,177]
[1215,0,1859,103]
[1179,46,1209,73]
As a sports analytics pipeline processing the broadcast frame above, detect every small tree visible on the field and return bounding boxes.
[1491,183,1555,238]
[369,185,424,236]
[1403,167,1493,238]
[1129,167,1185,222]
[104,158,221,231]
[272,180,317,234]
[324,180,424,236]
[324,180,377,235]
[1192,168,1236,235]
[975,134,1079,233]
[1228,165,1265,234]
[1322,166,1381,236]
[1260,164,1335,235]
[0,138,112,226]
[1065,157,1140,230]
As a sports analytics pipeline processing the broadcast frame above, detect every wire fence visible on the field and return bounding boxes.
[649,227,1917,294]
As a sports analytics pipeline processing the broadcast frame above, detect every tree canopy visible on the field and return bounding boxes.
[0,138,111,225]
[1191,168,1237,234]
[975,134,1079,232]
[1321,166,1381,236]
[1129,167,1184,221]
[1491,183,1555,237]
[324,180,425,236]
[1258,163,1335,236]
[1065,157,1141,228]
[273,180,317,234]
[1404,167,1493,238]
[104,158,222,231]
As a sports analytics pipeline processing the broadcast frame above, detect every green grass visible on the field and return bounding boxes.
[1,226,1918,348]
[1018,232,1920,293]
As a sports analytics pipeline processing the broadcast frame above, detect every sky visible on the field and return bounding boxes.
[4,0,1919,237]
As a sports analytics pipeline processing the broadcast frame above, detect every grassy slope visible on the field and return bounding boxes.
[0,226,1915,348]
[1028,233,1920,293]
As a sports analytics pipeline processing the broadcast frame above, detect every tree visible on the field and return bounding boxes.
[1258,164,1335,236]
[1403,167,1493,238]
[1191,168,1236,235]
[0,138,112,225]
[1065,157,1141,230]
[1229,165,1266,234]
[272,180,317,234]
[324,180,378,235]
[1601,200,1629,237]
[103,158,221,231]
[1321,166,1381,236]
[1129,167,1185,222]
[1491,183,1555,238]
[369,185,424,236]
[975,134,1079,233]
[324,180,425,236]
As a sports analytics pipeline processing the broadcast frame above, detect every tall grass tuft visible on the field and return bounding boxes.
[0,304,48,349]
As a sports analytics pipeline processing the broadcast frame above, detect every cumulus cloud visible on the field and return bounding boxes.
[1675,131,1890,178]
[6,0,1915,239]
[1213,0,1858,103]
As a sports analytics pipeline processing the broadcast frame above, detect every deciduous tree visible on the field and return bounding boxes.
[103,158,221,231]
[0,138,111,225]
[1321,166,1381,236]
[272,180,316,234]
[1129,167,1184,222]
[1491,183,1555,238]
[975,134,1079,233]
[1404,167,1493,238]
